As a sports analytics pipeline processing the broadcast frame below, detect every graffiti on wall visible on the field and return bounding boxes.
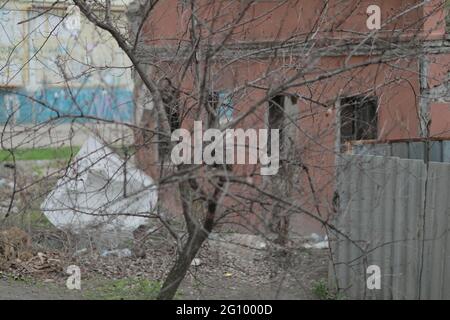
[0,88,134,124]
[0,4,134,125]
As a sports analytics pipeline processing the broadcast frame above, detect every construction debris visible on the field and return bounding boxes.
[208,233,268,262]
[191,258,202,266]
[100,248,132,258]
[0,227,32,262]
[41,137,158,236]
[302,234,329,249]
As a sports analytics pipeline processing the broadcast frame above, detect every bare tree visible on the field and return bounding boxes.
[1,0,449,300]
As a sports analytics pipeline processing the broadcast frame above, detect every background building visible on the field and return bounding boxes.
[131,0,450,235]
[0,0,134,146]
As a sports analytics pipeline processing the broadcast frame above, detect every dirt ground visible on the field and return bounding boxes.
[0,234,329,300]
[0,278,82,300]
[180,249,329,300]
[1,123,133,149]
[0,160,330,300]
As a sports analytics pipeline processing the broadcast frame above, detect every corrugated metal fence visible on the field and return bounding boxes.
[350,140,450,162]
[330,154,450,299]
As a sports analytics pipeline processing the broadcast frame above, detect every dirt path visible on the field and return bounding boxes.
[0,230,329,300]
[179,248,329,300]
[0,279,81,300]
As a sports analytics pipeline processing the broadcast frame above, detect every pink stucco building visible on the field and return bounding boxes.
[129,0,450,235]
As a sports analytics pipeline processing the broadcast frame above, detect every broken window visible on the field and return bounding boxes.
[206,91,234,170]
[268,95,298,155]
[207,91,233,127]
[218,92,233,125]
[267,94,298,246]
[340,95,378,144]
[268,96,285,129]
[158,79,180,161]
[268,95,284,155]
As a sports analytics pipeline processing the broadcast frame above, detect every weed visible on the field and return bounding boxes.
[84,277,162,300]
[312,279,342,300]
[0,147,80,162]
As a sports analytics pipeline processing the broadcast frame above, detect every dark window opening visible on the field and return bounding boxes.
[158,78,180,161]
[340,95,378,145]
[268,95,286,155]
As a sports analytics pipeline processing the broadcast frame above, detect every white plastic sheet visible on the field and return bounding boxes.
[41,137,158,234]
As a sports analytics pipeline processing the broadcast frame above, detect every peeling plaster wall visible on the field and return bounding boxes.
[128,0,450,235]
[420,52,450,137]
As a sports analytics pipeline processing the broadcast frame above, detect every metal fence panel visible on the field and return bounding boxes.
[329,154,450,299]
[351,140,450,164]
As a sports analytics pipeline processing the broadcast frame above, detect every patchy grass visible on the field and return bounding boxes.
[4,210,54,230]
[312,279,342,300]
[111,145,136,157]
[1,272,36,285]
[83,278,162,300]
[0,147,80,162]
[0,145,135,162]
[28,210,51,227]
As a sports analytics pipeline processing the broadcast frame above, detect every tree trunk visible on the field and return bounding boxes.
[157,171,224,300]
[157,229,208,300]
